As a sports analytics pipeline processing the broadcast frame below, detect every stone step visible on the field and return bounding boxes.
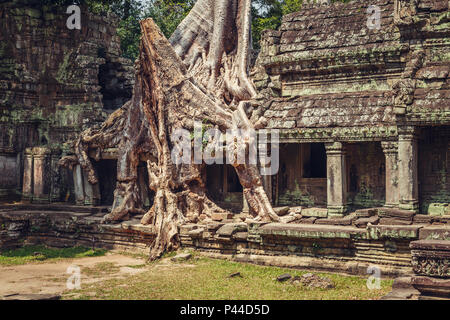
[410,239,450,251]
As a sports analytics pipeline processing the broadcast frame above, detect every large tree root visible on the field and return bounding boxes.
[62,3,281,259]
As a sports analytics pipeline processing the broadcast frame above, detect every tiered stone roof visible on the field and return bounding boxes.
[254,0,450,139]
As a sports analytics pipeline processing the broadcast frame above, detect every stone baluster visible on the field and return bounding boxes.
[397,126,419,212]
[381,141,399,208]
[22,148,34,202]
[32,147,51,203]
[73,164,85,205]
[325,142,348,217]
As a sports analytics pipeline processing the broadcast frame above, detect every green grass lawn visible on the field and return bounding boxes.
[0,245,107,266]
[64,254,393,300]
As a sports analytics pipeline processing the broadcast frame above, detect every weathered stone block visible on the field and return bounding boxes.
[216,223,247,237]
[428,203,448,216]
[355,208,377,218]
[259,223,366,240]
[354,216,379,228]
[411,276,450,300]
[302,208,328,218]
[211,212,233,221]
[368,225,422,240]
[419,225,450,240]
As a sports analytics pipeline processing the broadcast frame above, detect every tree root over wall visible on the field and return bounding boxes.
[61,1,279,260]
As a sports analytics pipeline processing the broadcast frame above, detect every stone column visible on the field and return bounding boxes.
[262,175,272,204]
[73,164,85,205]
[32,147,51,203]
[242,193,250,214]
[82,171,100,206]
[325,142,348,217]
[381,141,399,208]
[398,127,419,212]
[22,148,34,202]
[50,150,62,202]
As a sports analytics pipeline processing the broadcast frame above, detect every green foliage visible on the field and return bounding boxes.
[41,0,354,58]
[251,0,351,49]
[0,245,107,266]
[117,0,195,60]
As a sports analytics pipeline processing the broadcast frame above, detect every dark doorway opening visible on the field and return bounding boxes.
[98,48,132,112]
[226,164,243,192]
[303,143,326,178]
[95,160,117,206]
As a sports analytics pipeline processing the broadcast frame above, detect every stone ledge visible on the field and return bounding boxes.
[419,225,450,240]
[199,251,412,278]
[258,223,366,239]
[410,240,450,251]
[368,225,422,240]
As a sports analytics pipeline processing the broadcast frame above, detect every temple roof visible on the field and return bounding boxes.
[255,0,450,135]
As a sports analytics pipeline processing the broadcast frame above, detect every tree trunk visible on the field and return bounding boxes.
[61,2,279,261]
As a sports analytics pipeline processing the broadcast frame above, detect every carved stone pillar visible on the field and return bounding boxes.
[22,148,34,202]
[50,150,62,202]
[32,147,51,203]
[381,141,399,208]
[242,193,250,214]
[262,175,272,204]
[325,142,348,217]
[73,164,85,205]
[398,127,419,212]
[82,171,100,206]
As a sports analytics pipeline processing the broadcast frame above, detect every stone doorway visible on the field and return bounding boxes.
[95,160,117,206]
[418,126,450,215]
[205,164,243,213]
[345,142,386,210]
[276,143,327,208]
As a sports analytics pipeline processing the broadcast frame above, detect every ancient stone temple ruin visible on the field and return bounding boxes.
[0,0,449,300]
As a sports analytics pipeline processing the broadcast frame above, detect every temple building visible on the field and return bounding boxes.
[0,0,448,218]
[0,0,449,300]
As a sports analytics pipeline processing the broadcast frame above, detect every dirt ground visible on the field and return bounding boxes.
[0,252,148,298]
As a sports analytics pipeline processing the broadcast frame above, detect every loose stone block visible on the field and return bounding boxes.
[302,208,328,218]
[216,223,248,237]
[411,276,450,299]
[211,212,233,221]
[379,218,413,226]
[354,216,379,228]
[171,253,192,262]
[355,208,377,218]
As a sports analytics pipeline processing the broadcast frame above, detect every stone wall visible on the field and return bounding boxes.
[0,0,134,200]
[0,204,155,254]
